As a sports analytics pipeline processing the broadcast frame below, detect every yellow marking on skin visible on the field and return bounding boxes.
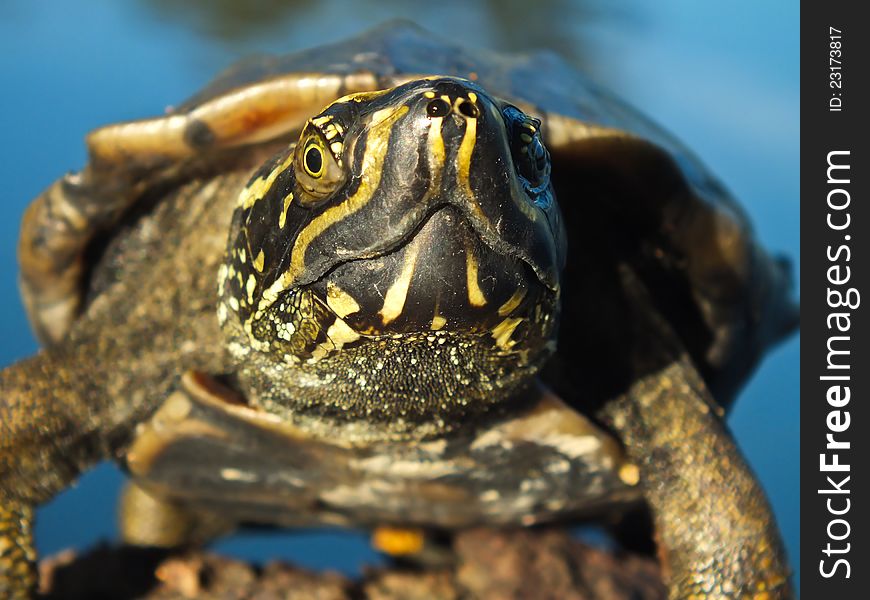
[246,274,256,303]
[457,112,477,194]
[326,317,361,346]
[379,239,421,325]
[238,247,246,263]
[217,263,228,288]
[491,317,523,350]
[253,249,265,273]
[278,192,293,229]
[619,463,641,486]
[468,92,477,103]
[326,281,361,318]
[238,152,294,209]
[465,247,487,307]
[316,89,391,126]
[332,88,390,105]
[423,91,436,99]
[309,342,334,362]
[324,125,339,140]
[431,314,447,330]
[261,105,409,307]
[457,114,488,228]
[498,288,527,316]
[430,294,446,330]
[427,116,445,180]
[217,301,228,324]
[310,115,332,127]
[330,141,343,155]
[369,104,405,127]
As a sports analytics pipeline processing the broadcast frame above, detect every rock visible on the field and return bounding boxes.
[39,528,666,599]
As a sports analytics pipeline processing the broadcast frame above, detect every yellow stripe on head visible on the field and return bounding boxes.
[329,88,390,107]
[465,245,487,307]
[456,112,491,226]
[498,288,527,316]
[379,237,421,325]
[456,113,477,199]
[427,116,446,187]
[238,152,295,209]
[492,317,524,351]
[278,192,294,229]
[260,104,409,308]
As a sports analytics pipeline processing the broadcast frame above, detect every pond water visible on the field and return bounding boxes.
[0,0,799,590]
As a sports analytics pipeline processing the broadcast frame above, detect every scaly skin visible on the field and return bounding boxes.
[0,352,80,598]
[596,274,792,599]
[0,501,34,599]
[602,359,792,599]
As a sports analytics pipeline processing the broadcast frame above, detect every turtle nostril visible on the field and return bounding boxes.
[426,98,451,118]
[457,100,480,119]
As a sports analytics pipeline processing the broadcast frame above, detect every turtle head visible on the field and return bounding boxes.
[219,77,566,431]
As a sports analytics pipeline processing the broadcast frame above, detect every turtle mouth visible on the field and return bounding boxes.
[304,205,558,342]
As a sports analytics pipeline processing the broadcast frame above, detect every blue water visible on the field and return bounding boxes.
[0,0,799,589]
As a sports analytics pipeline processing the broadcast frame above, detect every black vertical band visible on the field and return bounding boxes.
[801,3,869,596]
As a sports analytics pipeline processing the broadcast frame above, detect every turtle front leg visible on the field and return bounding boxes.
[0,351,117,598]
[598,275,792,599]
[601,357,792,599]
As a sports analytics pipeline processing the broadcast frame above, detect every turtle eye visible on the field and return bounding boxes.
[294,129,345,206]
[303,143,325,178]
[503,105,551,204]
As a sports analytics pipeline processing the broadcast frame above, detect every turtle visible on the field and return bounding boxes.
[0,21,797,599]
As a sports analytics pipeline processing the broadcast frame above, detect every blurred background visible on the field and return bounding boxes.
[0,0,799,591]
